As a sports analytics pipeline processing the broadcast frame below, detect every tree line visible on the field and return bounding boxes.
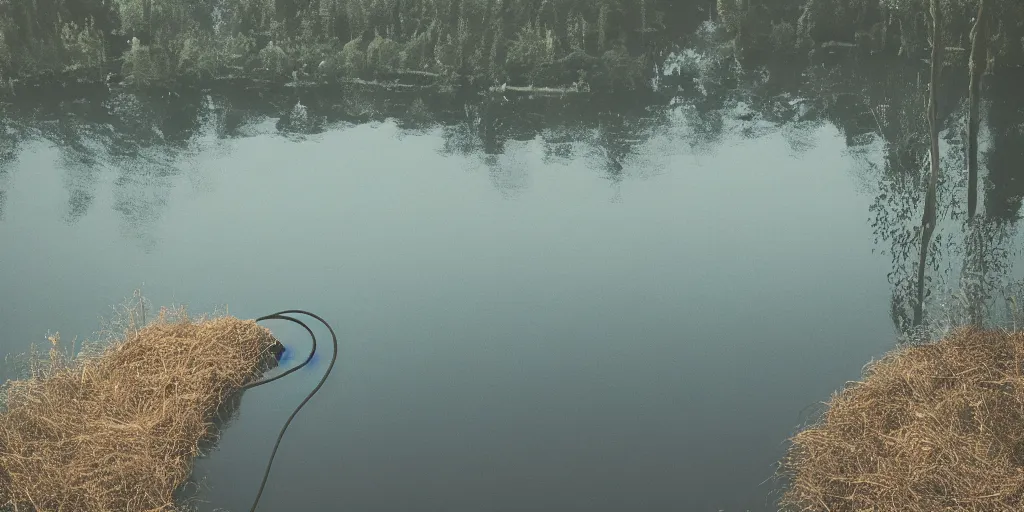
[1,0,1022,89]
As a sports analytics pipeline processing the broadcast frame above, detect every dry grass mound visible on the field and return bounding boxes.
[780,327,1024,511]
[0,307,282,512]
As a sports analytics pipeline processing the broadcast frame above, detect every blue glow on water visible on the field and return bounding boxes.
[278,346,294,365]
[276,346,320,371]
[306,350,321,369]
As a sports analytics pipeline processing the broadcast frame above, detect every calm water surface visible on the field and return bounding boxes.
[2,57,1023,511]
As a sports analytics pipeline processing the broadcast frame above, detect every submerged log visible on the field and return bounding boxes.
[487,84,591,96]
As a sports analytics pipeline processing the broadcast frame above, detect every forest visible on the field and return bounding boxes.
[0,0,1022,90]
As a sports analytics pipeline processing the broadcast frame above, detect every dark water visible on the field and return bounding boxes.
[2,48,1024,511]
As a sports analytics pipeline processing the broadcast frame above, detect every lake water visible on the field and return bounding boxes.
[2,56,1024,511]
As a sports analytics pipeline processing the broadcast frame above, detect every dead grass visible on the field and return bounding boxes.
[779,327,1024,511]
[0,306,282,512]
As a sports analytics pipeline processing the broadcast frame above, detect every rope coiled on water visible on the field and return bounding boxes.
[239,310,339,512]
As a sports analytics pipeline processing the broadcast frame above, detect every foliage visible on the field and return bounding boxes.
[176,32,223,79]
[0,0,112,78]
[60,20,106,76]
[506,23,556,82]
[788,0,1024,67]
[121,39,167,86]
[601,47,643,91]
[341,37,368,77]
[0,0,678,89]
[257,40,291,77]
[3,0,1021,88]
[367,34,402,73]
[400,29,434,71]
[217,33,259,74]
[797,0,875,46]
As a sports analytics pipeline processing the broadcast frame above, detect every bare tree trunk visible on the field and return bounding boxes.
[967,0,989,220]
[963,0,991,327]
[964,221,984,327]
[915,0,944,327]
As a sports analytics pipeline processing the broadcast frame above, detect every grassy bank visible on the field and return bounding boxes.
[0,305,283,511]
[779,327,1024,511]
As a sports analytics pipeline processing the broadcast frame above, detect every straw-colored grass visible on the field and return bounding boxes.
[0,306,282,512]
[779,327,1024,511]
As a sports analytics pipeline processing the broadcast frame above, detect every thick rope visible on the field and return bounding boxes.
[240,310,339,512]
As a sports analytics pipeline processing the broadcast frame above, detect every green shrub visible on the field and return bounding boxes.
[122,38,170,85]
[601,47,642,91]
[367,35,401,73]
[400,30,433,71]
[257,40,290,77]
[176,32,222,79]
[316,52,345,78]
[506,24,556,83]
[433,34,459,74]
[59,19,106,75]
[340,37,367,77]
[507,24,556,70]
[216,33,258,74]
